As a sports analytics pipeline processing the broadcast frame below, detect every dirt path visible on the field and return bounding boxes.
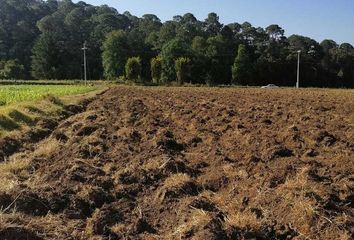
[0,86,353,240]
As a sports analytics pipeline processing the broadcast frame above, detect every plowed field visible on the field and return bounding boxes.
[0,86,353,240]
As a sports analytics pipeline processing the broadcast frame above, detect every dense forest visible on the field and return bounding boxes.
[0,0,353,87]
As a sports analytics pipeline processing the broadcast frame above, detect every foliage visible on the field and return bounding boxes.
[160,38,190,82]
[102,30,129,80]
[0,0,353,87]
[151,57,162,84]
[31,32,64,79]
[232,44,254,85]
[125,57,142,82]
[205,35,234,85]
[175,57,191,84]
[0,60,25,79]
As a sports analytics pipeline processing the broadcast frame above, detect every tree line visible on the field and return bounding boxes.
[0,0,353,88]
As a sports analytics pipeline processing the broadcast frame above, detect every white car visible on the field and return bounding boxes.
[261,84,279,89]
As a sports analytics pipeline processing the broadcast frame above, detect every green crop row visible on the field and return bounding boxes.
[0,85,97,106]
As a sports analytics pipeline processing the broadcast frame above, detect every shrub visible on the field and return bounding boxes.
[125,57,142,83]
[0,60,25,80]
[151,57,162,84]
[175,57,191,85]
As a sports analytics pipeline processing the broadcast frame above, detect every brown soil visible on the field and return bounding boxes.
[0,86,353,240]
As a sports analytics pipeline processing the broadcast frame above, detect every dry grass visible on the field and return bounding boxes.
[162,173,192,191]
[0,157,31,192]
[0,212,83,239]
[0,86,352,239]
[154,173,193,204]
[31,138,60,157]
[224,211,263,231]
[0,138,60,193]
[110,224,126,237]
[273,167,351,239]
[143,156,170,171]
[170,209,212,239]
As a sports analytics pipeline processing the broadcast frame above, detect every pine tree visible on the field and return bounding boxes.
[31,32,63,79]
[232,44,253,85]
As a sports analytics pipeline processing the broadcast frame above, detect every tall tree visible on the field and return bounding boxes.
[0,0,51,78]
[31,32,64,79]
[266,24,285,41]
[205,35,233,85]
[0,0,352,87]
[102,30,129,79]
[204,13,223,36]
[191,36,209,84]
[232,44,254,85]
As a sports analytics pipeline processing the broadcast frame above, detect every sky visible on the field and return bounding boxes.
[77,0,354,45]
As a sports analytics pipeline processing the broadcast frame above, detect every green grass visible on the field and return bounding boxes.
[0,85,97,106]
[0,84,105,136]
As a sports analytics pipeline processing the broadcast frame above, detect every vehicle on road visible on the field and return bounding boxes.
[261,84,279,89]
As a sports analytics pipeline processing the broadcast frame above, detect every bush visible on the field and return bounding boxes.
[0,60,25,80]
[125,57,142,83]
[151,57,162,84]
[175,57,191,85]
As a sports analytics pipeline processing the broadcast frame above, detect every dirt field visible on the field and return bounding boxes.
[0,86,353,240]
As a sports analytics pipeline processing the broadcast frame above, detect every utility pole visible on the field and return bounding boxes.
[296,50,301,88]
[81,42,88,85]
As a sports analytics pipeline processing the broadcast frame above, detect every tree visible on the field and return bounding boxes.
[232,44,254,85]
[205,35,233,85]
[102,30,129,79]
[265,24,285,41]
[191,36,209,84]
[0,0,352,87]
[151,57,162,84]
[160,38,190,82]
[204,13,222,36]
[175,13,203,43]
[336,43,354,87]
[240,22,258,44]
[127,29,155,81]
[175,57,191,84]
[0,0,50,79]
[139,14,162,39]
[287,35,323,86]
[31,32,64,79]
[158,21,178,49]
[125,57,142,82]
[319,40,339,87]
[321,39,338,52]
[0,60,24,79]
